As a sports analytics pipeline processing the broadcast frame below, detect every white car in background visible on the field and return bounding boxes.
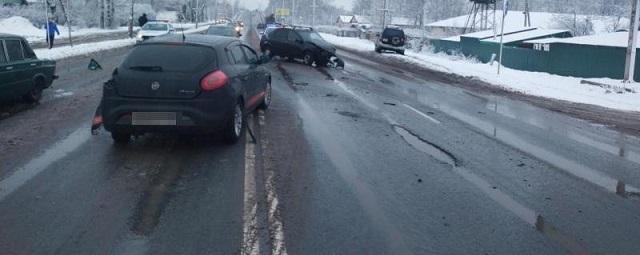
[136,21,175,42]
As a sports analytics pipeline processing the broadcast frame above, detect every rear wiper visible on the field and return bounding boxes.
[128,65,163,72]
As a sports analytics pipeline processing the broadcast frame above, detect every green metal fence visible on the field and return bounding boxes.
[428,38,640,80]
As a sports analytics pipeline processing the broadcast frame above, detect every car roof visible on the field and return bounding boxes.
[141,34,240,48]
[0,33,27,40]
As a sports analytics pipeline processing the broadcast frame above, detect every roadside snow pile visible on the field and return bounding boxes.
[0,16,129,42]
[0,16,43,40]
[34,38,136,60]
[320,33,640,112]
[31,24,210,61]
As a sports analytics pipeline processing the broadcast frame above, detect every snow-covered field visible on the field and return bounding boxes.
[33,24,211,61]
[0,16,207,43]
[0,16,131,43]
[320,33,640,113]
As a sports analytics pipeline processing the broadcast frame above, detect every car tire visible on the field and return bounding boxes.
[258,80,272,110]
[111,132,131,144]
[23,78,45,103]
[375,47,381,53]
[303,51,314,66]
[398,50,405,55]
[224,101,245,144]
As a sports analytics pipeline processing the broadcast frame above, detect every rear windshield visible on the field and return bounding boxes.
[208,26,236,36]
[123,44,216,72]
[382,29,404,38]
[143,23,168,31]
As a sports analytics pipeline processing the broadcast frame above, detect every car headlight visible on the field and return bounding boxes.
[235,27,241,32]
[136,33,143,39]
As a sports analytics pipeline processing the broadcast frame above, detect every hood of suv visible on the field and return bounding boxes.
[139,30,169,37]
[310,40,336,54]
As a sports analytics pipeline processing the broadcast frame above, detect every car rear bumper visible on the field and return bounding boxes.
[102,96,234,134]
[376,43,405,51]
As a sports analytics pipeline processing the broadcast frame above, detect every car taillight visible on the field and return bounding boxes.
[200,70,229,91]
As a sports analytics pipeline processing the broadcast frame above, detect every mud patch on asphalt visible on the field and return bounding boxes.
[129,142,189,236]
[336,111,361,119]
[316,68,335,80]
[276,63,298,92]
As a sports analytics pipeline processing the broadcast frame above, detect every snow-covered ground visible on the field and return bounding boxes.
[0,16,208,43]
[0,16,131,43]
[33,24,211,61]
[320,33,640,113]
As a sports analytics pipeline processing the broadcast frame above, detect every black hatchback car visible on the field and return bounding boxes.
[99,34,271,144]
[260,27,336,66]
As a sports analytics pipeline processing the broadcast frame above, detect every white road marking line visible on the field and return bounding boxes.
[242,119,260,255]
[0,126,90,202]
[258,110,288,255]
[402,104,441,125]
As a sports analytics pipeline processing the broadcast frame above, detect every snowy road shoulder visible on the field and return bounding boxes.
[33,24,211,61]
[320,33,640,113]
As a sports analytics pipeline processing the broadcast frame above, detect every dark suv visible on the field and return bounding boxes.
[99,35,271,144]
[260,27,337,66]
[375,27,406,55]
[0,34,57,103]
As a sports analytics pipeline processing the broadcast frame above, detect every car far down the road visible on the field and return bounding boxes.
[136,21,175,42]
[0,33,57,103]
[98,34,272,144]
[206,24,240,38]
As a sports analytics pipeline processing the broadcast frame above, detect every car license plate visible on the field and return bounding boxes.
[132,112,177,126]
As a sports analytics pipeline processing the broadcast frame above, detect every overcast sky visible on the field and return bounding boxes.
[237,0,354,11]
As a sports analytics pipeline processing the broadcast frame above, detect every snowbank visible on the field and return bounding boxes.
[320,33,640,112]
[0,16,129,43]
[34,38,136,60]
[32,24,211,61]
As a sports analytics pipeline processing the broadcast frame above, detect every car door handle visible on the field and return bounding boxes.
[5,66,13,70]
[30,63,37,66]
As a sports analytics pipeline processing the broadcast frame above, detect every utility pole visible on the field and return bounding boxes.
[624,0,640,83]
[311,0,316,27]
[497,0,507,75]
[128,0,134,38]
[380,0,389,28]
[523,0,531,27]
[291,0,295,25]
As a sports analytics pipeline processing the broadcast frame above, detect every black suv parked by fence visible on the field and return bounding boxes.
[375,27,406,55]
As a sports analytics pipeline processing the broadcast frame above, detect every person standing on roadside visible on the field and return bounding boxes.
[44,18,60,49]
[138,13,148,27]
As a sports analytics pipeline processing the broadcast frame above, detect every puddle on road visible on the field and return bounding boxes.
[394,125,590,255]
[0,126,90,202]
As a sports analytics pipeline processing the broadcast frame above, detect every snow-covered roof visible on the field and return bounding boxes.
[483,28,570,44]
[427,11,629,35]
[353,15,371,25]
[337,15,354,24]
[390,17,414,26]
[443,27,536,42]
[525,32,639,48]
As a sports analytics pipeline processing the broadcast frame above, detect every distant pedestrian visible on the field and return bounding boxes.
[44,19,60,49]
[138,13,148,27]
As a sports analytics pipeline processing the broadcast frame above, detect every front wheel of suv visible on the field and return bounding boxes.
[224,101,245,144]
[375,47,381,53]
[397,50,405,55]
[303,51,314,66]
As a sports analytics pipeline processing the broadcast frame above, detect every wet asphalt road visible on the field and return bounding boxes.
[1,29,640,255]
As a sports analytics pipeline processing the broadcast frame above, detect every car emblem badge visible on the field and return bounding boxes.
[151,81,160,90]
